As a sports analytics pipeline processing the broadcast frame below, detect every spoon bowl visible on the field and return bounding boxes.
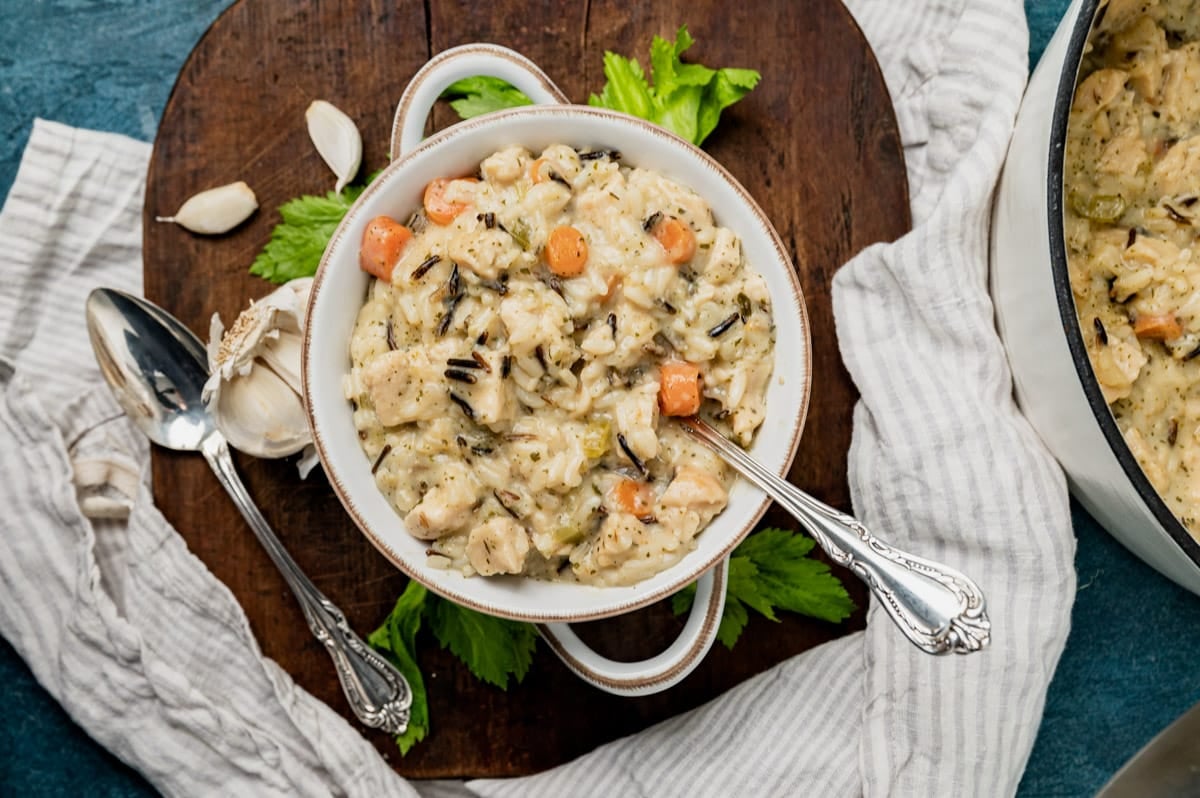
[84,287,413,734]
[85,289,213,451]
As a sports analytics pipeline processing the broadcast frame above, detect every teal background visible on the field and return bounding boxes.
[4,1,1197,795]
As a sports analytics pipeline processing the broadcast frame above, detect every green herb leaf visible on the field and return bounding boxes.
[439,27,759,147]
[249,184,367,284]
[425,595,538,689]
[715,590,750,649]
[440,76,533,118]
[588,51,655,122]
[367,580,430,755]
[671,527,855,649]
[735,528,856,623]
[696,67,760,146]
[671,557,757,648]
[588,25,761,145]
[644,26,712,144]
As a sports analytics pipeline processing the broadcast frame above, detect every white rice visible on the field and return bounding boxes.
[346,144,775,585]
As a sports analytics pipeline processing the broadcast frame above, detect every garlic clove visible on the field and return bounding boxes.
[297,444,321,479]
[306,100,363,194]
[259,331,303,393]
[202,277,315,461]
[210,361,312,458]
[206,312,227,378]
[278,276,313,334]
[156,181,258,234]
[210,278,309,377]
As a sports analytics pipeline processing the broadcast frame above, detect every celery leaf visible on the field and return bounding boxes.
[426,595,538,689]
[440,76,533,118]
[671,527,855,649]
[591,25,760,145]
[367,580,430,755]
[249,183,366,284]
[442,26,760,147]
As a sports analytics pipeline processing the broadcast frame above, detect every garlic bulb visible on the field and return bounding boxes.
[156,181,258,234]
[203,278,314,461]
[306,100,362,193]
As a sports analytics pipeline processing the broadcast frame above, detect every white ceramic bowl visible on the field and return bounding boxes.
[302,45,812,693]
[992,0,1200,593]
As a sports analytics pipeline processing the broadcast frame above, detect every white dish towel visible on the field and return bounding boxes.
[0,0,1074,795]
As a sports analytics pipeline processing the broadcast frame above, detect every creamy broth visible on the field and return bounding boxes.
[345,144,775,584]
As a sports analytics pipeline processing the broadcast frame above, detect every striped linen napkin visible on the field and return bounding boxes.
[0,0,1073,795]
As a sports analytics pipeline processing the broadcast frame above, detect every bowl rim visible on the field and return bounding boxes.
[302,104,813,622]
[1047,0,1200,565]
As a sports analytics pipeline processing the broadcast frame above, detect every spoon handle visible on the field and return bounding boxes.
[680,418,990,655]
[201,433,412,734]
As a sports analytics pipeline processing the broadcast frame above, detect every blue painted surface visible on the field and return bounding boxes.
[2,1,1197,795]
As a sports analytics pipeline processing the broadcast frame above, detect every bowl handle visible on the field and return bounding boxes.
[537,556,728,696]
[390,43,570,160]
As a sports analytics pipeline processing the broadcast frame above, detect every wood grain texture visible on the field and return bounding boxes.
[143,0,909,778]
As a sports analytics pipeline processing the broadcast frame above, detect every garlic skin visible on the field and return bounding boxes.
[156,181,258,234]
[203,278,315,462]
[306,100,362,193]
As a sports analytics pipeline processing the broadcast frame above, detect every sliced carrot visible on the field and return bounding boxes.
[423,177,476,225]
[529,157,549,184]
[1133,313,1183,340]
[545,225,589,277]
[359,216,412,282]
[612,478,654,517]
[651,216,696,265]
[658,361,702,417]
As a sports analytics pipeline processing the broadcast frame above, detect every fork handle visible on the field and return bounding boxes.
[681,418,990,655]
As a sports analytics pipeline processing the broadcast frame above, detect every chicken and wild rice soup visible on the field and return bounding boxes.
[344,144,775,585]
[1067,0,1200,533]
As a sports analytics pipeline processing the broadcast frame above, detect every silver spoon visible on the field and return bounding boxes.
[85,287,412,734]
[679,416,990,655]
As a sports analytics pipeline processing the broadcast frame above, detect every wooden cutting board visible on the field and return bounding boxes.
[142,0,909,778]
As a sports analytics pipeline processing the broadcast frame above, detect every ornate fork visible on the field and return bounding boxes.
[678,416,990,655]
